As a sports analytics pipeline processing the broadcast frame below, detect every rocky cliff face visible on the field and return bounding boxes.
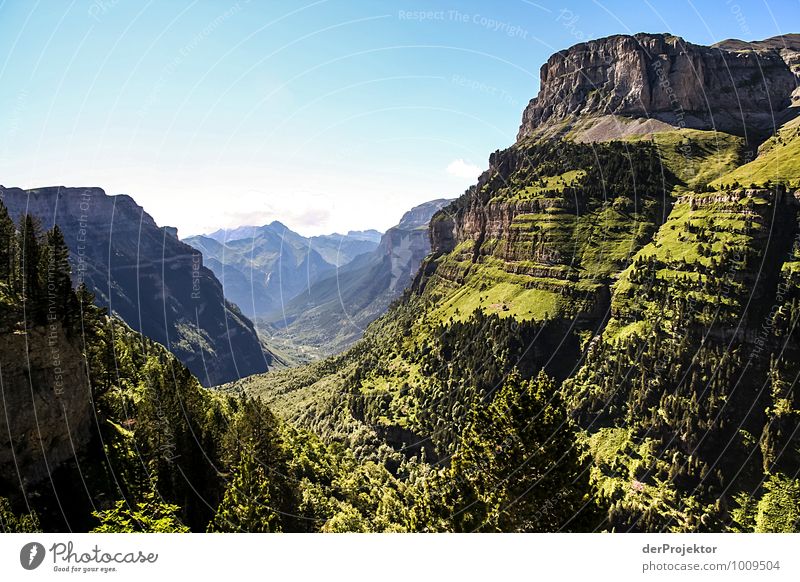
[418,141,658,325]
[425,33,800,309]
[0,326,92,487]
[517,33,800,142]
[0,186,271,387]
[403,34,800,530]
[382,199,453,292]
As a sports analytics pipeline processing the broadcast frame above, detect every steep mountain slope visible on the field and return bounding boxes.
[185,223,381,318]
[0,207,443,534]
[565,185,798,530]
[235,33,800,532]
[0,186,271,387]
[263,199,451,356]
[8,29,800,536]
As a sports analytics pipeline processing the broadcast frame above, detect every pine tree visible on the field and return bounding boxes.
[75,282,105,332]
[449,370,593,532]
[18,214,43,323]
[0,202,16,290]
[0,497,41,533]
[221,396,296,530]
[42,226,76,323]
[209,445,280,532]
[92,486,190,533]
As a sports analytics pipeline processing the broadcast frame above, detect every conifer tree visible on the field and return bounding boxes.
[0,497,41,533]
[0,202,16,290]
[92,486,190,533]
[42,226,75,323]
[18,214,43,323]
[450,370,592,532]
[209,445,280,532]
[221,396,296,529]
[75,282,105,331]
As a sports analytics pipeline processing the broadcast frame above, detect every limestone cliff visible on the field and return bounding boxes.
[517,33,800,142]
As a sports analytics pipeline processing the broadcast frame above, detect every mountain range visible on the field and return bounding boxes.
[262,198,451,356]
[230,33,800,531]
[205,225,382,266]
[184,224,382,319]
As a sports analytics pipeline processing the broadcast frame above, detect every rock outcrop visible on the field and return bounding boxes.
[0,326,92,487]
[517,33,800,142]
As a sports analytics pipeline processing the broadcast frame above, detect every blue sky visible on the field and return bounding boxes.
[1,0,798,236]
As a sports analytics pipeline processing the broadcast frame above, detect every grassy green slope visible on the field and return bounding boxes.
[243,130,752,446]
[626,129,746,191]
[712,116,800,188]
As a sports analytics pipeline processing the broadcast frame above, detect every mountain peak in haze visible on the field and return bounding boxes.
[345,229,382,243]
[397,199,453,230]
[206,225,258,243]
[269,219,289,231]
[185,221,384,318]
[265,197,453,356]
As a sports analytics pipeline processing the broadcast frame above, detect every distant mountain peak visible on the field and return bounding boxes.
[185,222,383,317]
[269,219,289,231]
[265,197,452,356]
[397,198,453,230]
[342,229,383,243]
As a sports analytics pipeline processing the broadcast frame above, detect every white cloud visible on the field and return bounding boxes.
[446,158,483,180]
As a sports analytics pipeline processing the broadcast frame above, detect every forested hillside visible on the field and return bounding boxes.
[233,33,800,532]
[0,204,434,533]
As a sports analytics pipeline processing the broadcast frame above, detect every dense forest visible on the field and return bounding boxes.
[0,202,590,532]
[0,204,378,532]
[231,128,800,532]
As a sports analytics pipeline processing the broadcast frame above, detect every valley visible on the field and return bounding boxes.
[2,31,800,534]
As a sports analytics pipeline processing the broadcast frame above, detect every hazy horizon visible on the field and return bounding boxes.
[183,216,388,240]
